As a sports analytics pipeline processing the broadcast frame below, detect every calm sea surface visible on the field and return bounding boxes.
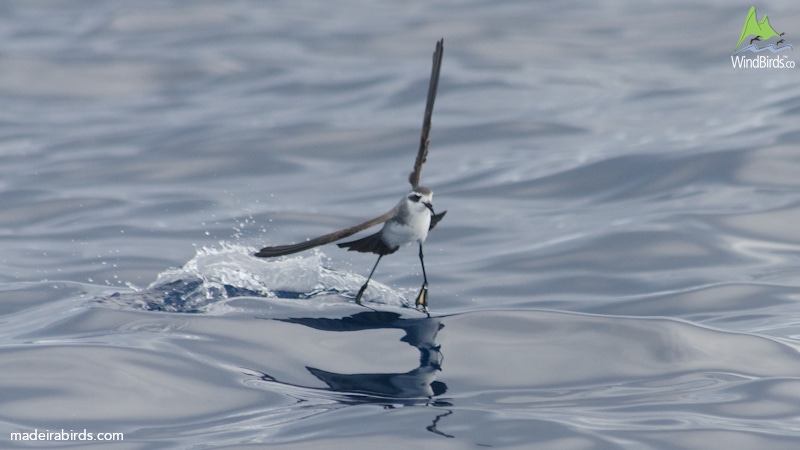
[3,1,800,448]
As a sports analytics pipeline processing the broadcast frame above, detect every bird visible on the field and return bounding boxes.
[750,36,761,45]
[255,39,446,312]
[777,39,785,46]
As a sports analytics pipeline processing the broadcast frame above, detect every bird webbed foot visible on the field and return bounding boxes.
[415,284,429,312]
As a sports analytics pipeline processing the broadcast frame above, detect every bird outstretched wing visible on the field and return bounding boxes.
[255,209,395,257]
[256,39,445,259]
[409,38,443,188]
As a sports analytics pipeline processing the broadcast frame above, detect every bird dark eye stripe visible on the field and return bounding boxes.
[410,194,421,202]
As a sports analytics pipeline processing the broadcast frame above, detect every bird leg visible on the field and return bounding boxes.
[415,286,429,312]
[415,244,429,311]
[355,254,383,305]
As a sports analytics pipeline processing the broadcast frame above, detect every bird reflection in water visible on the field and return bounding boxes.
[280,310,447,401]
[247,309,454,437]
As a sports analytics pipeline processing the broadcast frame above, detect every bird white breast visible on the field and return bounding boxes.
[381,204,431,248]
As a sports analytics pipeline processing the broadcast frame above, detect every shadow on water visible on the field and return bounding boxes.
[259,309,457,439]
[94,273,459,438]
[92,247,458,430]
[276,310,448,402]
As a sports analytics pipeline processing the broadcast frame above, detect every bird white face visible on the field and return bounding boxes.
[407,188,434,214]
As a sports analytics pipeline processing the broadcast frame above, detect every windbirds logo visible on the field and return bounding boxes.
[731,7,795,68]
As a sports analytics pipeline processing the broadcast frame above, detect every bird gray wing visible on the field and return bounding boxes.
[338,210,448,256]
[255,209,395,257]
[337,231,396,255]
[429,210,446,230]
[409,38,443,188]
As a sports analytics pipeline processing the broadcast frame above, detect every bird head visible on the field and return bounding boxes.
[407,186,435,214]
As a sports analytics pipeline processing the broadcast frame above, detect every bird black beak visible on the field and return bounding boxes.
[423,202,435,214]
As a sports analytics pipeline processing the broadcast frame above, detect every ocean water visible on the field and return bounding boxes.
[3,1,800,448]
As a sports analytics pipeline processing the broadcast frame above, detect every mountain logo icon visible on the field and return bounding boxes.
[730,6,796,68]
[733,6,791,53]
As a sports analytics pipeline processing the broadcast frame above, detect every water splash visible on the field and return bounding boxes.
[99,242,408,313]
